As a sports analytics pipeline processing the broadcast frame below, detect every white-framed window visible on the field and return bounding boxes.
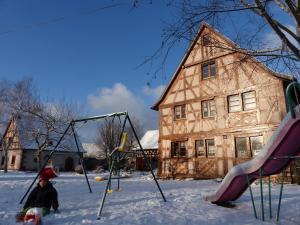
[228,94,242,112]
[242,91,257,110]
[228,91,256,112]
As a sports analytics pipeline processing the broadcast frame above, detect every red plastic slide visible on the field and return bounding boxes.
[206,106,300,204]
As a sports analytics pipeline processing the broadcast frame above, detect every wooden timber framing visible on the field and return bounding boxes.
[152,23,293,179]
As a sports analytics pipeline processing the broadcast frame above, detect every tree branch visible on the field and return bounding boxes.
[284,0,300,24]
[254,0,300,60]
[271,18,300,42]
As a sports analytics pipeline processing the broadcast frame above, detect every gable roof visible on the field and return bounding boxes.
[3,115,84,152]
[151,23,293,111]
[0,117,13,145]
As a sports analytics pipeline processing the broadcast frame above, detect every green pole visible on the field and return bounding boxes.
[276,171,285,221]
[108,156,112,191]
[259,168,265,221]
[268,176,272,219]
[246,175,257,219]
[285,81,300,118]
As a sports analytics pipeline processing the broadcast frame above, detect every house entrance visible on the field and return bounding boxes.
[65,157,74,171]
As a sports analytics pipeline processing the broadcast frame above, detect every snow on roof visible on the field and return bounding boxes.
[138,130,159,149]
[14,115,84,152]
[82,143,105,158]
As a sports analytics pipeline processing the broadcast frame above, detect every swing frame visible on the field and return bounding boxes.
[19,111,166,219]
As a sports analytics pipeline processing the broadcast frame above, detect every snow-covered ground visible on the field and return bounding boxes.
[0,171,299,225]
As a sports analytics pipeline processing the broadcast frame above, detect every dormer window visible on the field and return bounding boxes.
[201,61,216,79]
[202,34,211,46]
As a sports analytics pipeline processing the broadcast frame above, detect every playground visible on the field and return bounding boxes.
[0,171,299,225]
[2,84,300,224]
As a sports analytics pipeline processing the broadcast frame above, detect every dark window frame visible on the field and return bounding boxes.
[250,136,264,156]
[202,34,212,46]
[235,137,250,158]
[201,61,216,80]
[1,156,4,165]
[235,135,263,158]
[201,99,216,118]
[206,139,216,157]
[174,105,186,120]
[195,138,215,158]
[10,155,16,166]
[195,140,205,157]
[171,141,187,157]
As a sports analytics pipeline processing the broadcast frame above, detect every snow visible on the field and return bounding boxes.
[82,143,105,158]
[0,171,300,225]
[137,130,159,149]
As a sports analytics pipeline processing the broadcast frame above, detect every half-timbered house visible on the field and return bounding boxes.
[152,23,292,179]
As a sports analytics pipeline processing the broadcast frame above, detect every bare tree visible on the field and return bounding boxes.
[126,117,144,148]
[0,78,79,171]
[95,116,144,166]
[95,119,122,162]
[138,0,300,81]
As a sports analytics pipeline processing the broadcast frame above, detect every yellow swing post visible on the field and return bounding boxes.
[118,132,127,152]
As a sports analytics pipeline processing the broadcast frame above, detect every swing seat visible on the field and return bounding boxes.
[94,176,105,182]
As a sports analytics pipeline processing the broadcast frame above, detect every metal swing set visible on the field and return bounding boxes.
[19,111,166,219]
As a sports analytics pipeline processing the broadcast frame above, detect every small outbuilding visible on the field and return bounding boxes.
[0,115,84,172]
[135,130,159,171]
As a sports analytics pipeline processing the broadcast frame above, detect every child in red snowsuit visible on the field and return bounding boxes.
[16,167,59,224]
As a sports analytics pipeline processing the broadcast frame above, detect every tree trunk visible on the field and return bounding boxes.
[36,149,42,171]
[1,140,9,173]
[4,146,8,173]
[2,144,8,173]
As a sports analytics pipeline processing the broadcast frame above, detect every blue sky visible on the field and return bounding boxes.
[0,0,295,138]
[0,0,186,132]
